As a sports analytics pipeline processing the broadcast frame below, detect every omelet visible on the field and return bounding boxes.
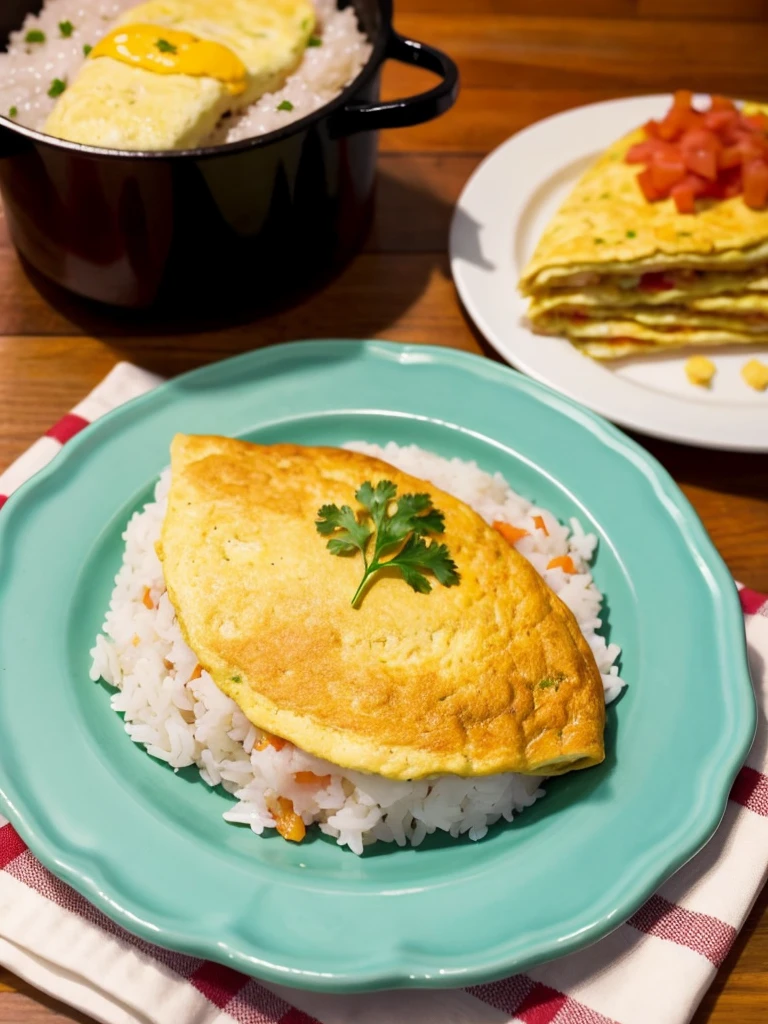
[519,105,768,359]
[157,435,606,781]
[44,0,314,150]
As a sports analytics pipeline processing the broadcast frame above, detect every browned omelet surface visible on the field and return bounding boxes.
[157,435,605,781]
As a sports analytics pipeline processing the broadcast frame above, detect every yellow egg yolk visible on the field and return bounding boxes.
[89,24,248,95]
[741,358,768,392]
[684,355,716,388]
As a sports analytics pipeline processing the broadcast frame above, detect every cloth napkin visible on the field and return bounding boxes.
[1,361,766,1024]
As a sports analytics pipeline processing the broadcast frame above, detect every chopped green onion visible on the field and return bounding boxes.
[8,106,17,118]
[59,20,74,38]
[25,29,46,44]
[83,43,92,56]
[48,78,66,98]
[307,35,322,46]
[155,38,177,54]
[594,237,605,244]
[626,229,637,239]
[277,99,294,111]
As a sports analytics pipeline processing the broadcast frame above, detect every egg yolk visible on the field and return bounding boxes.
[89,24,248,95]
[684,355,716,388]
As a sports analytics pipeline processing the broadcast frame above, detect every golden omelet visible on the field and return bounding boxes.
[519,104,768,360]
[520,122,768,296]
[44,0,314,150]
[157,435,606,781]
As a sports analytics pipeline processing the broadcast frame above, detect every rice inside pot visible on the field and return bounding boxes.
[0,0,371,145]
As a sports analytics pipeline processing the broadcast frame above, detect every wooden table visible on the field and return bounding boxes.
[1,1,767,1021]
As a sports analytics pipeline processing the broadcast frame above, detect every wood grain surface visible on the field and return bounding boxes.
[1,1,767,1022]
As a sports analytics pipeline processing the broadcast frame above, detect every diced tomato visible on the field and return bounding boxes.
[643,118,661,139]
[671,181,697,214]
[638,272,676,292]
[710,95,737,112]
[650,151,686,191]
[719,144,743,169]
[637,166,663,201]
[680,129,721,181]
[742,111,768,133]
[704,108,740,133]
[626,140,657,163]
[743,159,768,209]
[721,166,743,197]
[628,92,768,210]
[683,146,718,180]
[673,89,694,110]
[656,111,682,142]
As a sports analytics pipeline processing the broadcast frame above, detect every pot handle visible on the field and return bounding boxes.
[331,32,459,137]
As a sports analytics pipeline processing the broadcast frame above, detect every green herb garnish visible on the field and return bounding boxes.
[48,78,66,98]
[316,480,460,607]
[25,29,46,44]
[231,675,241,683]
[594,237,604,244]
[277,99,294,111]
[83,43,92,56]
[59,20,74,37]
[8,106,17,118]
[626,229,637,239]
[155,38,178,54]
[307,34,322,46]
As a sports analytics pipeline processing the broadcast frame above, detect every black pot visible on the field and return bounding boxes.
[0,0,458,309]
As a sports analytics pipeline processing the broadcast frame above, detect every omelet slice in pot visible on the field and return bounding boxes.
[157,435,606,782]
[44,0,315,150]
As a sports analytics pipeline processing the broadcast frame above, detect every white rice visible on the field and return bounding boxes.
[89,442,625,855]
[0,0,371,145]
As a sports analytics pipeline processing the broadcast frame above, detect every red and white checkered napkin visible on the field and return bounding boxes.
[1,362,767,1024]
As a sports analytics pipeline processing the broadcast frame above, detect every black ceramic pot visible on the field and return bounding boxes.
[0,0,458,309]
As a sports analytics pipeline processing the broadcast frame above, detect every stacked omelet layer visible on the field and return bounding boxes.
[520,107,768,360]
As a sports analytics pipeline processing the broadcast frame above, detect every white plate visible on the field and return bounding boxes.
[450,94,768,451]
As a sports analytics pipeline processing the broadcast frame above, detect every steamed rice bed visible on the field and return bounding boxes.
[90,442,624,855]
[0,0,371,146]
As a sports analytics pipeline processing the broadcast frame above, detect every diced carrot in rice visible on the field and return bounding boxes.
[294,771,331,786]
[533,515,549,536]
[267,796,306,842]
[547,555,577,574]
[493,521,529,544]
[256,731,287,752]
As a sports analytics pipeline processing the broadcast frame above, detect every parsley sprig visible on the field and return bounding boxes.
[316,480,460,607]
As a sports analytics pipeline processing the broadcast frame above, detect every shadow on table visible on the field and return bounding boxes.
[18,164,458,377]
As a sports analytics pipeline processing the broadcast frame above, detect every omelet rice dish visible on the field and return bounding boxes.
[520,101,768,360]
[0,0,371,150]
[90,439,624,854]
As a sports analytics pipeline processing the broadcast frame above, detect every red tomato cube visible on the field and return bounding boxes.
[637,167,663,201]
[743,159,768,208]
[671,183,696,214]
[710,95,737,112]
[650,152,687,191]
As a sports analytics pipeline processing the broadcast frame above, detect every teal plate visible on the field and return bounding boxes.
[0,341,755,992]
